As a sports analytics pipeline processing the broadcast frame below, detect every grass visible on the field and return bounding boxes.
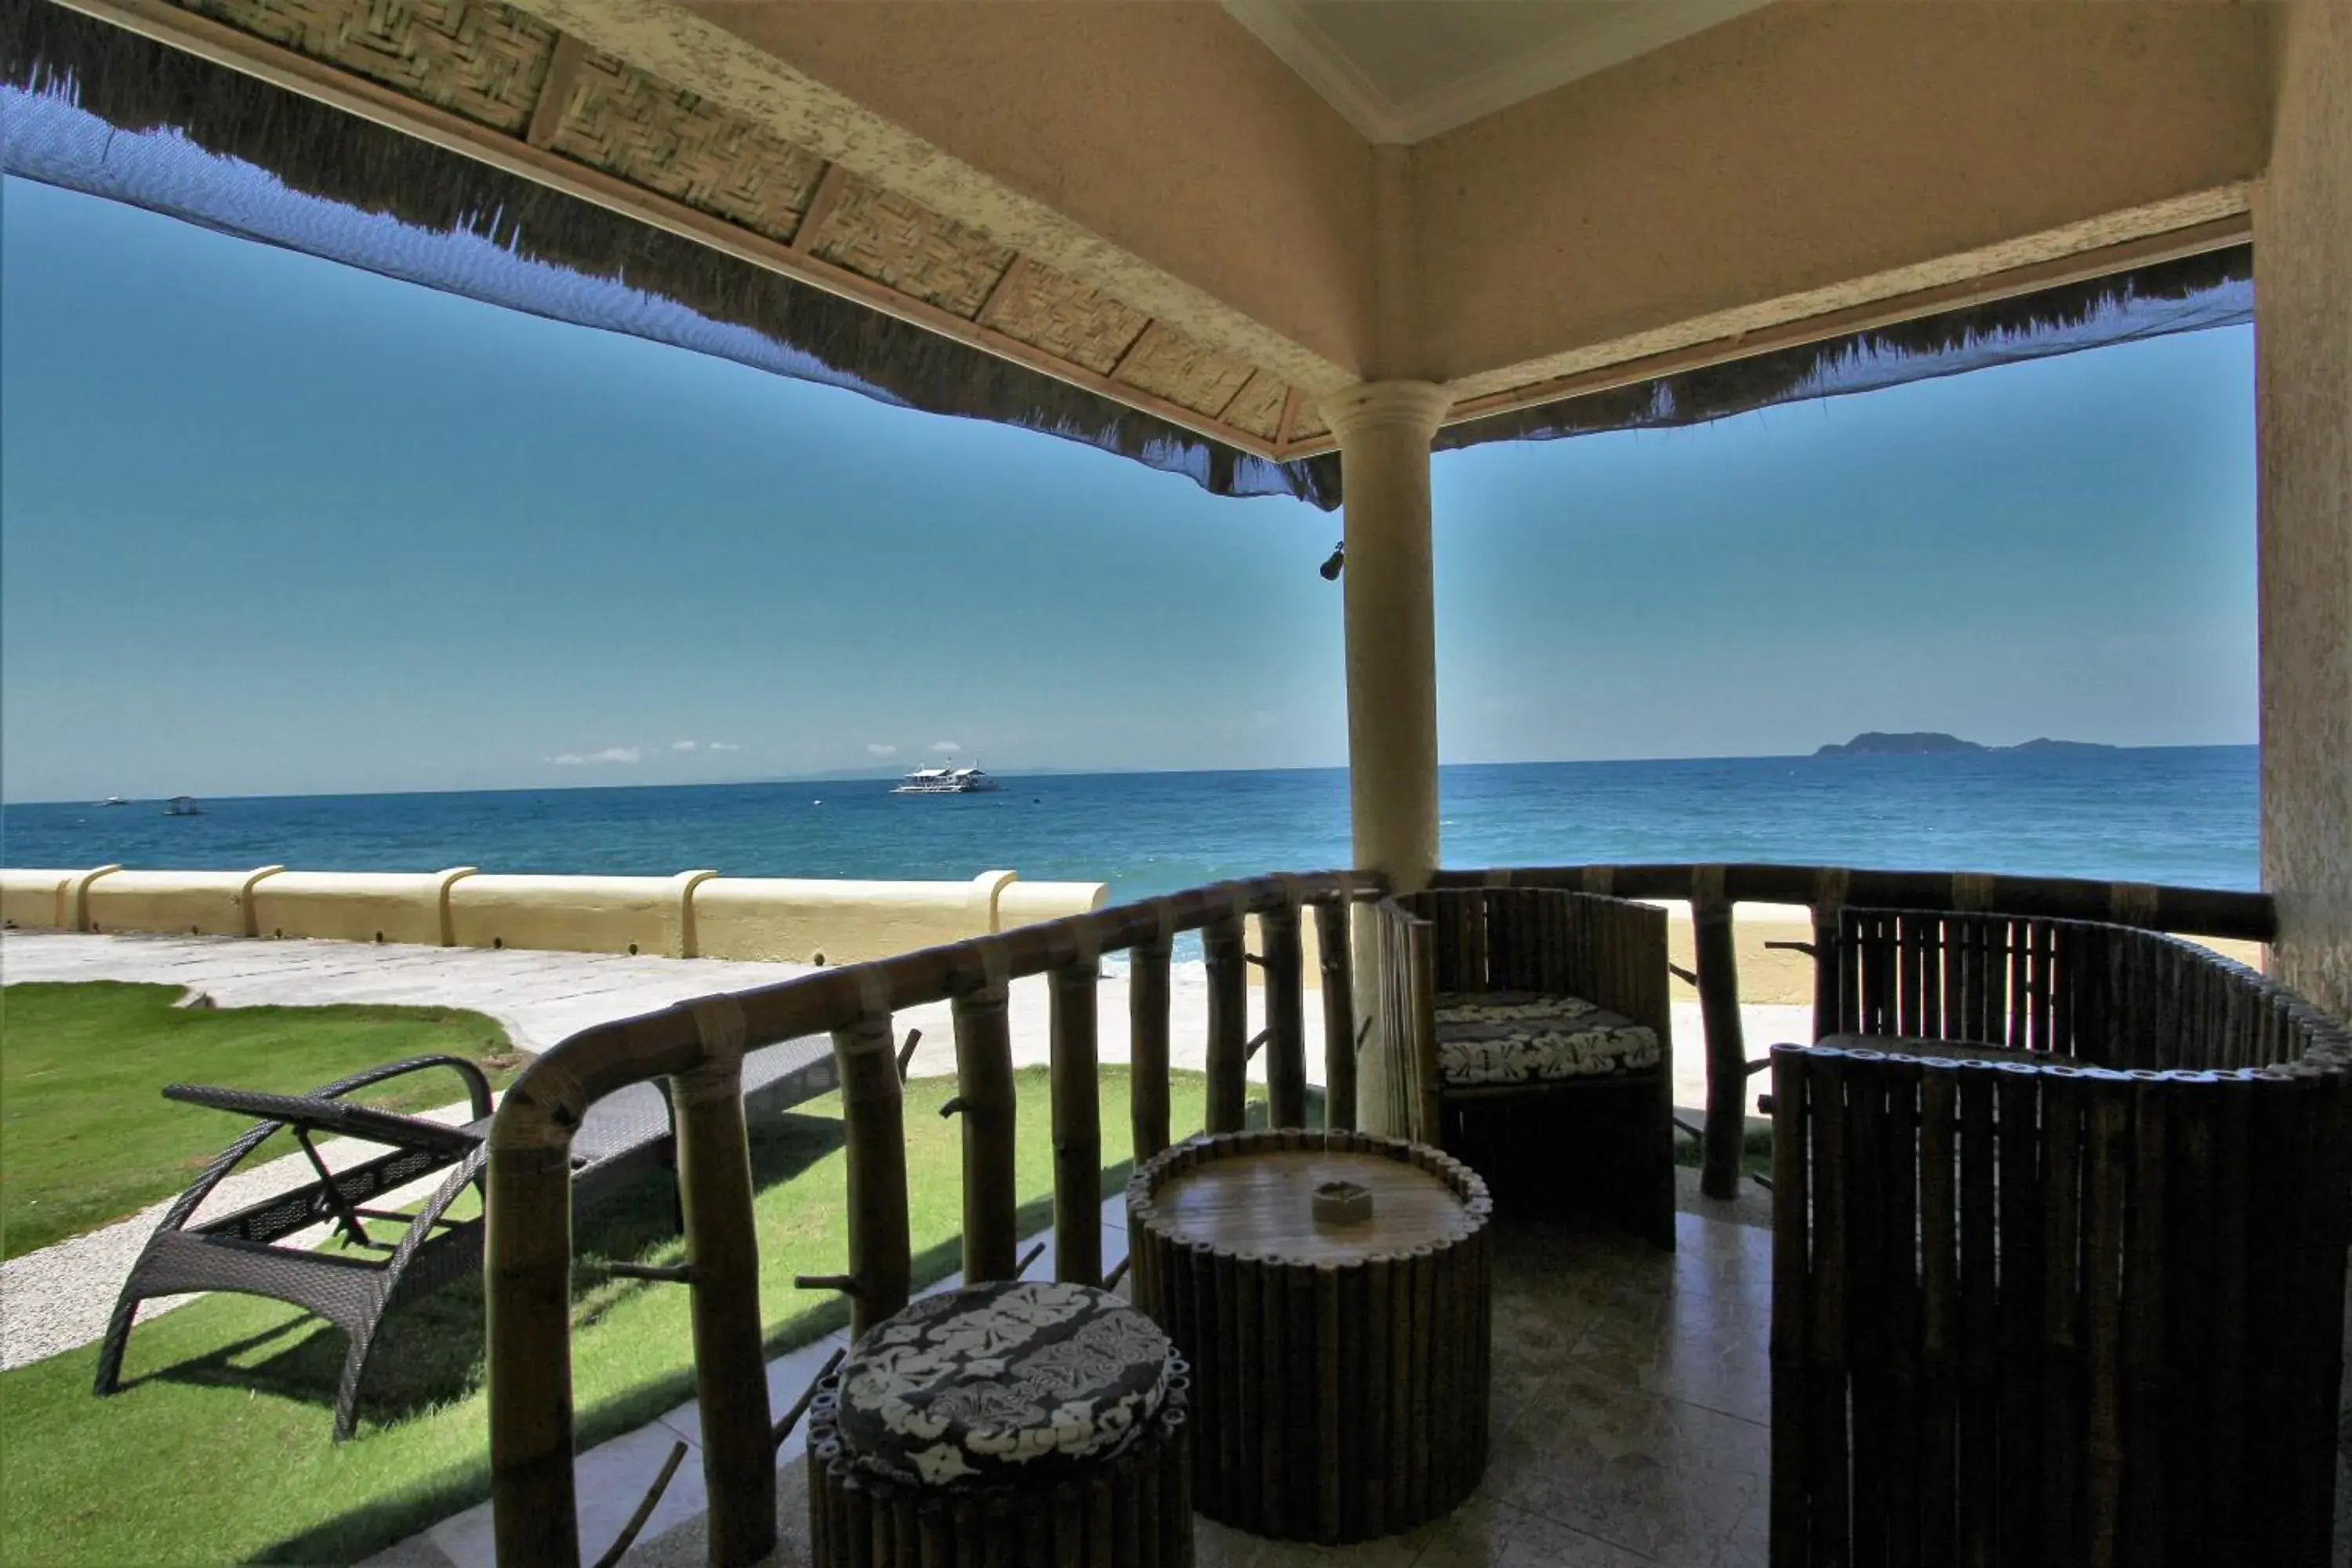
[0,982,521,1258]
[1672,1123,1776,1178]
[0,1062,1210,1566]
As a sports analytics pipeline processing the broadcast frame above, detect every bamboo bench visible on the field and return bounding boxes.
[1371,886,1675,1247]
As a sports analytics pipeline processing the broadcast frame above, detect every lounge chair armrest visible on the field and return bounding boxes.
[162,1083,481,1160]
[311,1053,496,1122]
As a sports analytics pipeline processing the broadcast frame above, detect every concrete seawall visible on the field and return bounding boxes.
[0,864,1105,966]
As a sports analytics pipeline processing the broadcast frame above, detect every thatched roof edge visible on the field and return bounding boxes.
[5,1,2252,503]
[0,1,1344,510]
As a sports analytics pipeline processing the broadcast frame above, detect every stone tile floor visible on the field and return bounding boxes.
[617,1198,1771,1568]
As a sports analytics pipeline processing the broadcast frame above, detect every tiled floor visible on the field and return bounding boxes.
[614,1198,1771,1568]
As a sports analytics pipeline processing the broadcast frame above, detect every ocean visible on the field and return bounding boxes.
[0,748,2259,902]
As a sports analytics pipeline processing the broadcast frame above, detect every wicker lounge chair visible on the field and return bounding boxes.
[1372,886,1675,1247]
[94,1036,836,1439]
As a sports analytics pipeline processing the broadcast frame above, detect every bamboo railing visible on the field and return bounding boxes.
[486,859,2292,1567]
[1427,866,2278,1200]
[484,871,1373,1568]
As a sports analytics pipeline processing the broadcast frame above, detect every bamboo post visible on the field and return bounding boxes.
[2081,1072,2131,1568]
[2038,1068,2086,1561]
[670,998,776,1567]
[1051,953,1104,1287]
[1692,866,1750,1200]
[1995,1063,2045,1563]
[487,1130,582,1567]
[1768,1047,1810,1566]
[952,981,1018,1283]
[1316,899,1357,1131]
[1261,903,1308,1127]
[1806,1048,1850,1562]
[1956,1061,1999,1564]
[1129,919,1173,1158]
[837,1004,911,1336]
[1203,913,1248,1134]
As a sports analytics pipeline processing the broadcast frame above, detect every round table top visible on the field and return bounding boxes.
[1138,1143,1480,1265]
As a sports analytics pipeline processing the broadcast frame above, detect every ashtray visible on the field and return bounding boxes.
[1311,1179,1374,1226]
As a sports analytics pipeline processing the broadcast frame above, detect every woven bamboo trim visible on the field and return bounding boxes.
[982,258,1153,375]
[550,48,826,246]
[811,172,1014,318]
[1114,324,1260,417]
[1126,1130,1493,1543]
[106,0,1309,462]
[806,1381,1193,1568]
[181,0,551,132]
[522,30,579,149]
[1218,369,1290,439]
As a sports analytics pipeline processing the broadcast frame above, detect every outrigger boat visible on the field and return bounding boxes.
[891,764,1001,795]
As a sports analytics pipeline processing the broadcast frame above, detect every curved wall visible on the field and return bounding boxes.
[1,863,1111,968]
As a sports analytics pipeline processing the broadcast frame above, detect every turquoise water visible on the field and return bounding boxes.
[0,749,2258,902]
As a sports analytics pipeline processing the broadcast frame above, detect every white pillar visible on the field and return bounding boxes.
[1323,381,1453,891]
[2253,2,2352,1019]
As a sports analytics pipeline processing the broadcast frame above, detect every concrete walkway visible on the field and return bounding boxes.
[1,928,1804,1107]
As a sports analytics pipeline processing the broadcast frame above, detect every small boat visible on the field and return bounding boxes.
[97,795,130,808]
[891,764,1002,796]
[162,796,203,817]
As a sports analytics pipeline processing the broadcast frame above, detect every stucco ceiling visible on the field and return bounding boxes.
[1222,0,1774,143]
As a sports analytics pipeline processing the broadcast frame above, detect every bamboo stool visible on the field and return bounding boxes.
[1127,1130,1494,1543]
[805,1281,1193,1567]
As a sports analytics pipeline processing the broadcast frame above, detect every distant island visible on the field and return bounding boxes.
[1814,731,2121,757]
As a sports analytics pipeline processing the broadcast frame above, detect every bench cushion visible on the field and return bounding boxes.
[833,1280,1176,1488]
[1435,991,1661,1087]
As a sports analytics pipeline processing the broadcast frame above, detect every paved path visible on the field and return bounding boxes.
[0,930,820,1053]
[2,929,1802,1102]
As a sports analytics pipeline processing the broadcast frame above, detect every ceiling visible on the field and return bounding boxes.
[1222,0,1775,143]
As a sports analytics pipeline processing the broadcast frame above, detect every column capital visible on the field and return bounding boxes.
[1319,380,1454,448]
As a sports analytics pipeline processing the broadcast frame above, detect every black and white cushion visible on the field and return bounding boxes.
[1435,990,1661,1086]
[832,1280,1178,1488]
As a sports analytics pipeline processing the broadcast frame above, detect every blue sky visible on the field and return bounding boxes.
[2,174,2256,803]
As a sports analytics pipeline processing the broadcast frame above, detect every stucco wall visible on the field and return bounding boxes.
[682,0,1375,377]
[4,864,1115,970]
[248,869,476,947]
[993,878,1111,932]
[445,872,713,956]
[82,868,278,938]
[2256,2,2352,1022]
[694,871,1012,964]
[0,869,78,931]
[1411,1,2273,387]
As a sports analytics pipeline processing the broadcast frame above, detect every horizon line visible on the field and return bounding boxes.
[2,740,2260,810]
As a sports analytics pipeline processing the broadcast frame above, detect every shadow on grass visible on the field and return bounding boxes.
[125,1110,846,1430]
[221,1064,1221,1565]
[250,1166,1149,1564]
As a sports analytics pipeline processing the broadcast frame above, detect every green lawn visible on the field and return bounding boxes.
[0,982,521,1259]
[0,1057,1209,1566]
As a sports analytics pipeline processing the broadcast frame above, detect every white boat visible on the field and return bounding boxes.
[97,795,130,808]
[891,764,1002,795]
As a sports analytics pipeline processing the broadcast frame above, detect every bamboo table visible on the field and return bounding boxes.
[1125,1130,1493,1544]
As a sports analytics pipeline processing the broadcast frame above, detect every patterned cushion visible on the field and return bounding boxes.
[1435,991,1661,1086]
[833,1281,1176,1488]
